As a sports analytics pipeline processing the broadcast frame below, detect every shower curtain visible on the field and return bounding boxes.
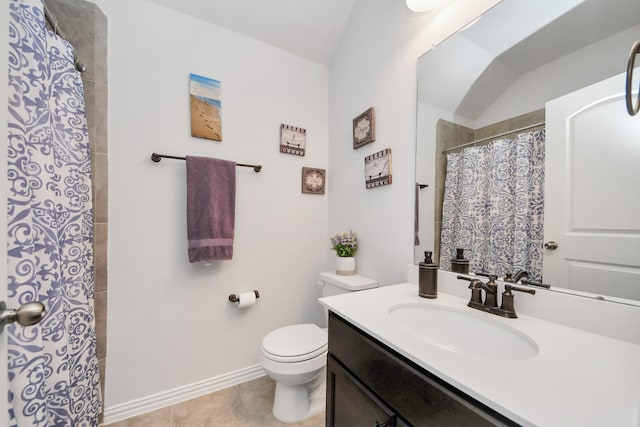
[6,0,101,425]
[440,130,545,281]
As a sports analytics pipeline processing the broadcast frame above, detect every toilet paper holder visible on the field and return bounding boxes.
[228,290,260,303]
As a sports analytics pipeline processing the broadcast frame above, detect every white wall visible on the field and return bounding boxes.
[92,0,330,410]
[328,0,500,286]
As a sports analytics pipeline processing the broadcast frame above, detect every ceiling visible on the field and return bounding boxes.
[145,0,358,65]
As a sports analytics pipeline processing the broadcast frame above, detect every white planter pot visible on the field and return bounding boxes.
[335,256,356,276]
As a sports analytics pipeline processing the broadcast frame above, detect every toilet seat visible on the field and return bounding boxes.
[262,324,327,363]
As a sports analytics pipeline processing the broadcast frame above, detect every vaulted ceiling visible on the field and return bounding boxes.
[145,0,358,65]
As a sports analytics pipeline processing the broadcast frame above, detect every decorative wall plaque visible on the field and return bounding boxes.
[364,148,392,189]
[280,124,306,156]
[353,107,375,149]
[302,167,325,194]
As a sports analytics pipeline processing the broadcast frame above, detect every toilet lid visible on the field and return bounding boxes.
[262,324,327,361]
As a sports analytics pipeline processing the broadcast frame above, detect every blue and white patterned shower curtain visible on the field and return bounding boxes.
[440,130,545,281]
[6,0,101,425]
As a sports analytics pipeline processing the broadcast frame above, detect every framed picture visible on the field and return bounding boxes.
[280,124,306,156]
[353,107,375,149]
[302,167,325,194]
[364,148,392,189]
[189,73,222,141]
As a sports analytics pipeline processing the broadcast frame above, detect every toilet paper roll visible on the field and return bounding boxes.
[237,291,257,308]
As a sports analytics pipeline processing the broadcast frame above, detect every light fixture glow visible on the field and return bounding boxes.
[406,0,446,12]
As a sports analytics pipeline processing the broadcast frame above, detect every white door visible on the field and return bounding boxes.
[544,70,640,300]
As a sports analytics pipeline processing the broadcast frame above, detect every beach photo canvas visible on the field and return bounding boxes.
[190,73,222,141]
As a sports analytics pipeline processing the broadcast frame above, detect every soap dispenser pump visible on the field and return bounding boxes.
[450,248,470,274]
[419,251,438,299]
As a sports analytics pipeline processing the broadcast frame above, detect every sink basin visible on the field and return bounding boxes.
[388,303,539,360]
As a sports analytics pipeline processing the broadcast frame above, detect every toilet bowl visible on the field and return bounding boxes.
[259,323,328,423]
[260,272,378,423]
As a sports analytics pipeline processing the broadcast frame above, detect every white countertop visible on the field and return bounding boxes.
[319,283,640,427]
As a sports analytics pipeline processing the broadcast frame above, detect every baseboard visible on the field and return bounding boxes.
[101,364,266,425]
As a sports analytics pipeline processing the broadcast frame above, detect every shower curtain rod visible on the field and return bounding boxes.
[43,3,86,73]
[442,121,545,154]
[151,153,263,172]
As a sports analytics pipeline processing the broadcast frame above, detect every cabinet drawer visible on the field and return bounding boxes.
[328,312,517,427]
[327,355,408,427]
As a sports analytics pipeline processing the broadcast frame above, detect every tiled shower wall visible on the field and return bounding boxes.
[433,109,545,264]
[45,0,108,420]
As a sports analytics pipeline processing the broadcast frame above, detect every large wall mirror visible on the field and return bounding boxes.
[415,0,640,304]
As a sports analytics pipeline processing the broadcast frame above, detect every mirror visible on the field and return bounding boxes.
[415,0,640,303]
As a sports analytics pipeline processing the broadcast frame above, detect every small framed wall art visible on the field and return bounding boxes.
[302,167,325,194]
[364,148,392,189]
[280,124,306,156]
[353,107,375,149]
[189,73,222,141]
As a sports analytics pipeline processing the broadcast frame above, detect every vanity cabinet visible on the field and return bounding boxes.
[327,355,408,427]
[326,312,518,427]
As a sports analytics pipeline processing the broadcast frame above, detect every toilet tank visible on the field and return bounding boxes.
[318,272,378,325]
[318,272,378,297]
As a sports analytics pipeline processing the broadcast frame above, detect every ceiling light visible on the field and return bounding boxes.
[406,0,446,12]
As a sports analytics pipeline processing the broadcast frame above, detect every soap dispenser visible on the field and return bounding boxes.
[419,251,438,299]
[450,248,469,274]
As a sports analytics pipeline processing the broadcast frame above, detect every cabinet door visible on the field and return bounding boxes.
[327,355,407,427]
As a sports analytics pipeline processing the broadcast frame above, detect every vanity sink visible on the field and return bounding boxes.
[388,303,539,360]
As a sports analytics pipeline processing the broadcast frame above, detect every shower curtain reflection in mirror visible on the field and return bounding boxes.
[440,130,546,281]
[7,0,101,425]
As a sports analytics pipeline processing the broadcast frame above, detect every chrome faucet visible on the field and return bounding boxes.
[457,275,535,318]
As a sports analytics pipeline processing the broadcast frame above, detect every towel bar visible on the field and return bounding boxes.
[151,153,262,172]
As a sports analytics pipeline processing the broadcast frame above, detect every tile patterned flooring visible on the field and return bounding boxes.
[102,376,325,427]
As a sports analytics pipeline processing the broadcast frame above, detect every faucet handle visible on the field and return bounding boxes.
[457,275,484,306]
[509,285,536,295]
[457,275,481,287]
[500,285,535,318]
[474,271,498,281]
[520,277,551,289]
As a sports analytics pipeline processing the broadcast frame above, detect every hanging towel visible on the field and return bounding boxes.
[186,156,236,262]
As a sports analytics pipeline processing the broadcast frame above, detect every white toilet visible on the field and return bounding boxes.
[259,272,378,423]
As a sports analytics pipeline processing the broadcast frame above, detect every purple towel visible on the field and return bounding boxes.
[186,156,236,262]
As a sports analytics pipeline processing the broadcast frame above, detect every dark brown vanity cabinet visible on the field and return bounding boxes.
[327,355,407,427]
[326,312,518,427]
